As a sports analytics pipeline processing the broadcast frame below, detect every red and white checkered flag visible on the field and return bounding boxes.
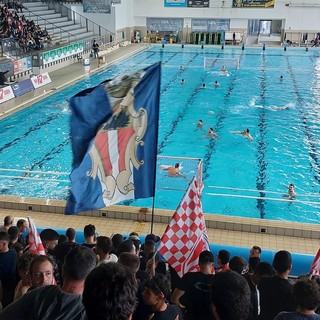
[311,248,320,275]
[158,177,210,278]
[27,217,46,255]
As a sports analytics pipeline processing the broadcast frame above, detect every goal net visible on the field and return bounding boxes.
[204,57,240,70]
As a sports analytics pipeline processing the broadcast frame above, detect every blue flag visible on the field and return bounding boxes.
[65,63,161,214]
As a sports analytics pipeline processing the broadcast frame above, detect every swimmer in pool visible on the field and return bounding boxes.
[287,183,296,198]
[231,128,253,142]
[202,83,206,88]
[208,127,218,139]
[271,105,290,111]
[180,79,185,84]
[221,66,227,72]
[196,119,204,131]
[54,98,70,111]
[162,163,186,177]
[214,81,220,88]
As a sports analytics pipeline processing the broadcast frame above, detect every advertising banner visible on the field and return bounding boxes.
[187,0,209,7]
[13,57,32,75]
[11,79,34,97]
[232,0,275,7]
[42,43,84,65]
[164,0,187,7]
[83,0,111,13]
[0,86,15,104]
[30,72,52,89]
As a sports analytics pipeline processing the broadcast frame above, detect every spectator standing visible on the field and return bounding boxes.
[83,262,137,320]
[0,215,14,232]
[258,250,296,320]
[243,262,275,320]
[211,270,251,320]
[215,249,230,272]
[96,236,118,265]
[143,274,184,320]
[0,232,18,308]
[171,250,215,320]
[92,39,99,59]
[274,276,320,320]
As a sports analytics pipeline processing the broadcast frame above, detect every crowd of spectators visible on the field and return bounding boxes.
[0,214,319,320]
[0,3,52,55]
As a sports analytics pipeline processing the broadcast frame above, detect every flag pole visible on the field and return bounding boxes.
[150,63,161,234]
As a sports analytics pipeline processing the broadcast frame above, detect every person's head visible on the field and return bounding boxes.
[29,255,54,287]
[248,256,261,273]
[289,183,295,193]
[111,233,123,250]
[128,235,141,255]
[96,236,112,255]
[250,245,262,258]
[202,83,206,87]
[246,128,250,133]
[199,250,214,273]
[145,234,160,243]
[62,245,96,281]
[174,163,180,168]
[143,239,155,256]
[117,239,135,256]
[83,262,137,320]
[83,224,95,240]
[66,227,76,242]
[143,274,171,309]
[272,250,292,274]
[58,235,68,244]
[217,250,230,266]
[251,262,275,284]
[8,226,19,243]
[12,242,24,256]
[211,271,251,320]
[293,276,320,311]
[17,252,36,285]
[118,252,140,274]
[17,218,29,233]
[4,215,14,227]
[0,231,9,253]
[40,228,59,252]
[229,256,247,274]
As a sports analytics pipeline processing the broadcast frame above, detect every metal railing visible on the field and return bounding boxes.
[48,2,115,46]
[21,8,77,44]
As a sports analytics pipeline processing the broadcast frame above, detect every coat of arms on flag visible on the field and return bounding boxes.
[158,177,210,277]
[66,63,161,214]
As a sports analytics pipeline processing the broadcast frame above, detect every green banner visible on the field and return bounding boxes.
[233,0,274,7]
[42,42,84,65]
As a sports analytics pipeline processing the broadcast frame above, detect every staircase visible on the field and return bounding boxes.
[21,2,97,45]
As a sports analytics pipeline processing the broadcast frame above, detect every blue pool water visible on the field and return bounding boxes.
[0,45,319,223]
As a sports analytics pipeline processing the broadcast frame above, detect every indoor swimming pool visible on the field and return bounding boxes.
[0,45,319,223]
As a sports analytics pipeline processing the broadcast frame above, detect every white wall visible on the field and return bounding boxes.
[125,0,320,31]
[70,4,116,34]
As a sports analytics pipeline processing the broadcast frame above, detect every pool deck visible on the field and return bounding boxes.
[0,43,319,257]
